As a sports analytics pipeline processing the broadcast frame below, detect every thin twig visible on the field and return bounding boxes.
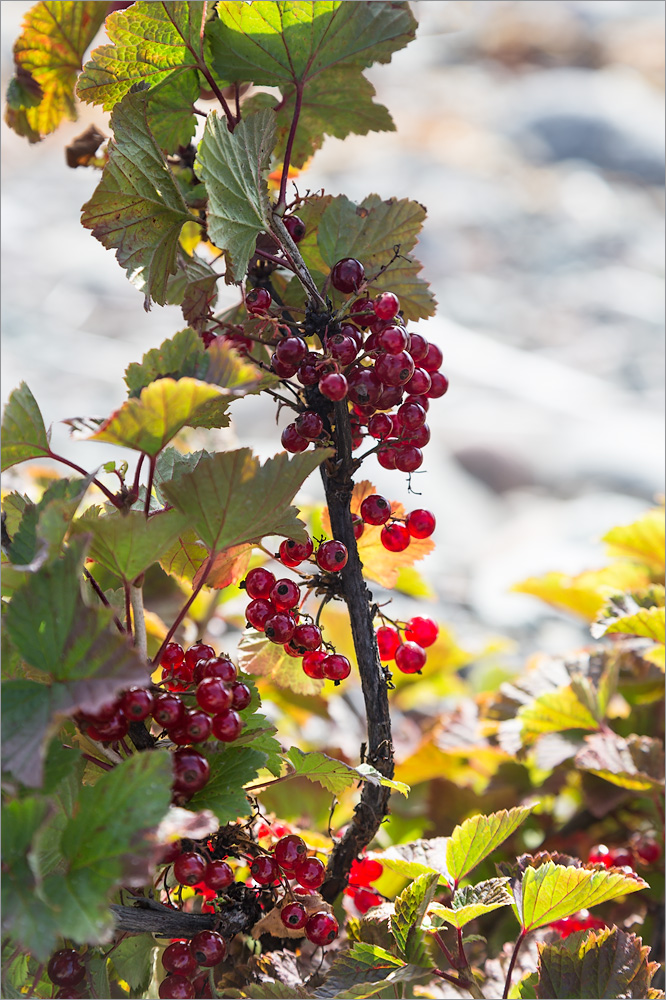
[503,929,527,999]
[47,451,121,507]
[152,550,217,664]
[144,456,156,517]
[83,568,125,634]
[124,581,132,638]
[130,577,147,658]
[277,81,304,211]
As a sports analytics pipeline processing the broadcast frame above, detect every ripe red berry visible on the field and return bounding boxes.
[251,855,280,885]
[246,598,275,632]
[427,371,449,398]
[270,578,301,611]
[380,523,410,552]
[211,709,243,742]
[246,287,272,314]
[281,901,308,929]
[394,445,423,472]
[373,292,400,321]
[297,361,319,386]
[279,536,314,567]
[283,214,306,242]
[376,626,401,660]
[174,852,207,886]
[153,693,186,729]
[173,747,210,795]
[351,513,365,539]
[406,509,436,538]
[404,617,438,648]
[354,887,383,913]
[305,911,339,946]
[395,641,426,674]
[330,258,365,294]
[609,849,634,869]
[422,342,443,372]
[184,642,215,671]
[245,567,276,600]
[294,855,326,889]
[120,687,154,721]
[367,413,393,439]
[404,367,431,396]
[265,612,295,643]
[272,355,300,379]
[348,297,374,327]
[377,444,398,469]
[328,333,358,365]
[274,834,308,872]
[319,372,348,401]
[203,859,234,890]
[397,400,426,431]
[196,677,233,714]
[47,950,85,988]
[161,642,185,668]
[294,412,323,441]
[276,336,307,367]
[402,422,430,449]
[350,857,383,884]
[635,840,661,865]
[190,929,227,966]
[87,713,129,742]
[588,845,612,867]
[159,975,195,999]
[323,654,352,681]
[231,681,252,710]
[162,941,198,977]
[347,366,383,406]
[292,623,323,652]
[377,324,408,354]
[407,333,428,362]
[183,708,213,742]
[199,656,237,684]
[360,494,392,525]
[282,423,309,453]
[316,540,348,572]
[376,384,404,411]
[302,650,328,679]
[375,351,414,387]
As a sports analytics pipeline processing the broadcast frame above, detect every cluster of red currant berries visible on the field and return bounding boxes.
[159,931,226,999]
[375,615,439,675]
[357,492,436,552]
[242,542,353,683]
[588,840,661,870]
[344,855,384,914]
[550,908,606,939]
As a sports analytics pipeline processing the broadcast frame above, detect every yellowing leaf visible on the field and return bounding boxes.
[574,732,664,791]
[428,879,512,930]
[322,481,434,589]
[446,806,534,887]
[512,564,652,622]
[603,507,665,575]
[193,544,253,591]
[517,686,600,743]
[238,631,324,697]
[603,606,665,644]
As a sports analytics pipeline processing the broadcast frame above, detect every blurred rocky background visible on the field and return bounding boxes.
[2,0,664,671]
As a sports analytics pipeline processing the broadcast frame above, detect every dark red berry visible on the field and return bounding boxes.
[422,342,443,372]
[196,677,233,714]
[377,324,408,354]
[377,444,398,469]
[347,366,383,406]
[323,654,351,681]
[246,598,275,632]
[245,567,276,600]
[282,423,309,453]
[292,623,323,652]
[373,291,400,321]
[302,650,328,679]
[354,887,383,913]
[360,494,391,526]
[294,412,323,441]
[376,626,401,660]
[407,333,428,362]
[316,540,348,573]
[153,693,185,729]
[184,643,215,670]
[120,687,154,720]
[265,612,295,643]
[231,681,252,710]
[162,941,198,977]
[367,413,393,439]
[270,578,301,611]
[183,708,213,742]
[272,356,299,379]
[174,852,207,886]
[330,258,365,294]
[376,384,404,410]
[375,351,414,387]
[406,509,436,539]
[305,911,338,946]
[319,372,348,401]
[294,855,326,888]
[281,901,308,929]
[159,975,195,1000]
[350,857,383,884]
[161,642,185,668]
[279,536,314,567]
[275,834,308,872]
[348,297,374,327]
[276,336,307,367]
[394,445,423,472]
[204,859,234,890]
[190,929,227,966]
[609,849,634,869]
[47,950,85,988]
[283,214,306,242]
[211,709,243,742]
[173,747,210,794]
[87,713,129,742]
[351,513,365,539]
[251,855,280,885]
[636,840,661,865]
[404,616,438,648]
[395,642,426,674]
[297,362,320,387]
[427,371,449,398]
[404,367,431,396]
[246,287,272,314]
[199,656,237,683]
[402,421,430,448]
[327,333,358,365]
[380,523,410,552]
[397,400,426,431]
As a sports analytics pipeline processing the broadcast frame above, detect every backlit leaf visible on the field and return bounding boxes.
[186,746,266,824]
[1,383,50,471]
[391,872,439,964]
[512,861,647,932]
[601,605,665,645]
[446,806,533,887]
[428,878,512,929]
[313,942,412,1000]
[536,926,661,1000]
[517,686,600,743]
[285,747,409,797]
[161,447,332,551]
[574,732,664,791]
[5,1,107,141]
[73,507,188,582]
[196,110,276,282]
[379,838,450,884]
[512,565,653,622]
[90,377,229,455]
[237,630,324,696]
[165,255,219,331]
[81,91,193,306]
[603,507,665,575]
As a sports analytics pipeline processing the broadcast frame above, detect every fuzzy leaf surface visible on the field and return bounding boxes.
[391,872,439,964]
[512,861,647,932]
[536,927,661,999]
[196,110,276,282]
[574,732,664,791]
[1,382,50,471]
[161,447,331,551]
[428,879,513,929]
[285,747,409,797]
[6,1,107,141]
[446,806,534,887]
[80,91,192,306]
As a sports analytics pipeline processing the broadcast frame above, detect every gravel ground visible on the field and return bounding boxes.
[1,0,664,668]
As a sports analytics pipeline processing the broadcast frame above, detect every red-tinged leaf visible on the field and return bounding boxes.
[512,861,647,932]
[446,806,534,887]
[237,630,324,697]
[5,1,107,142]
[536,926,662,999]
[192,543,253,590]
[81,91,193,306]
[574,732,664,791]
[1,382,51,471]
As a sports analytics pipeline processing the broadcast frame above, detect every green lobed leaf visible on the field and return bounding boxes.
[536,926,661,1000]
[313,942,413,1000]
[379,837,450,884]
[5,1,107,142]
[509,973,539,999]
[81,90,193,306]
[109,934,156,994]
[517,686,600,743]
[161,447,332,551]
[285,747,409,797]
[574,731,665,791]
[238,629,325,696]
[390,872,439,965]
[72,507,189,582]
[1,382,50,471]
[7,477,92,571]
[446,806,534,887]
[165,254,219,331]
[1,680,72,789]
[186,746,266,824]
[196,110,276,282]
[428,878,513,930]
[512,861,648,932]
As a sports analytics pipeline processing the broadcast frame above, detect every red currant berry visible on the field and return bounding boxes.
[397,400,426,432]
[211,709,243,742]
[120,687,154,721]
[183,708,213,743]
[174,852,207,886]
[407,333,428,362]
[292,623,323,652]
[190,929,227,966]
[367,413,393,439]
[279,536,314,567]
[245,567,276,600]
[636,840,661,865]
[404,367,431,396]
[609,849,634,869]
[323,654,352,681]
[199,656,237,684]
[294,412,323,441]
[422,343,443,372]
[406,509,436,538]
[153,693,185,729]
[328,333,358,365]
[272,356,299,380]
[394,445,423,472]
[87,713,129,742]
[380,523,410,552]
[427,371,449,398]
[373,291,401,321]
[302,650,328,679]
[184,643,215,671]
[377,444,398,469]
[351,513,365,539]
[331,258,365,294]
[375,351,414,387]
[284,639,303,658]
[159,975,195,1000]
[282,423,309,453]
[402,422,430,449]
[203,859,234,890]
[265,612,295,643]
[395,641,427,674]
[305,911,338,946]
[376,626,401,660]
[162,941,198,977]
[360,494,392,525]
[341,323,363,349]
[231,681,252,710]
[196,677,233,715]
[376,384,404,410]
[297,362,320,387]
[350,857,383,884]
[161,642,185,668]
[319,372,348,401]
[283,214,306,242]
[270,578,301,611]
[173,748,210,795]
[347,366,383,406]
[404,616,438,648]
[276,336,307,367]
[246,287,272,314]
[281,901,308,929]
[47,950,85,988]
[251,855,280,885]
[316,540,348,573]
[354,887,382,913]
[348,297,374,327]
[588,845,612,866]
[246,598,275,632]
[294,855,326,889]
[377,324,408,354]
[275,834,308,872]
